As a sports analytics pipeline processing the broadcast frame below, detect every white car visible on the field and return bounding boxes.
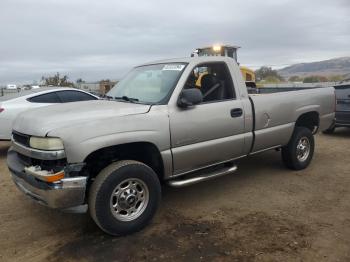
[0,87,99,140]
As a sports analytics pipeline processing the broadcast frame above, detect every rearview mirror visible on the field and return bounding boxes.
[177,88,203,108]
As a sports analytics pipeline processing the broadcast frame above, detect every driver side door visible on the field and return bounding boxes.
[169,62,246,175]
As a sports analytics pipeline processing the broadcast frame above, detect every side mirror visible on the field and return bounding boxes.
[177,88,203,108]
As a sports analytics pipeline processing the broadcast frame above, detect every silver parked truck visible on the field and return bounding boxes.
[7,56,335,235]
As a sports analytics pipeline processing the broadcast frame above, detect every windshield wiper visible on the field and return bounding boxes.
[114,96,139,103]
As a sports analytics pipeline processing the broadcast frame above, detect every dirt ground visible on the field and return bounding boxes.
[0,129,350,262]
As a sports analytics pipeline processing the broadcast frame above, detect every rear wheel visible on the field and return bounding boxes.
[89,160,161,236]
[281,127,314,170]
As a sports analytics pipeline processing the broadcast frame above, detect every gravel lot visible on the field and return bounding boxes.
[1,129,350,262]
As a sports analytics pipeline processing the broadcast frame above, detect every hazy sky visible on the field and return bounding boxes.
[0,0,349,84]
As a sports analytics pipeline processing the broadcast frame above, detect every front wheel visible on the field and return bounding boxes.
[281,127,315,170]
[89,160,161,236]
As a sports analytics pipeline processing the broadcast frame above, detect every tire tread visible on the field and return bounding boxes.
[281,127,314,170]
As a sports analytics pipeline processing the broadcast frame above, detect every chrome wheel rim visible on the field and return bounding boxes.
[296,137,310,162]
[110,178,149,221]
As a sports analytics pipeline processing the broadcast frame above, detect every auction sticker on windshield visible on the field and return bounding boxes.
[162,64,185,71]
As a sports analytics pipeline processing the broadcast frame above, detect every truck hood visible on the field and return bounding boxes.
[13,100,151,137]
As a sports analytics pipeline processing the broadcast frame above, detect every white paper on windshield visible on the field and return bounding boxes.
[162,64,185,71]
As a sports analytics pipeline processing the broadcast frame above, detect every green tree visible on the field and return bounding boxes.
[255,66,284,82]
[42,72,74,87]
[303,75,329,83]
[288,76,303,82]
[328,75,345,82]
[263,76,283,83]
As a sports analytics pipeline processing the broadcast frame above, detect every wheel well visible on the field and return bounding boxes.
[295,111,319,132]
[83,142,164,181]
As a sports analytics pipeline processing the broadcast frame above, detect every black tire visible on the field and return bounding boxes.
[89,160,161,236]
[281,127,315,170]
[322,126,335,134]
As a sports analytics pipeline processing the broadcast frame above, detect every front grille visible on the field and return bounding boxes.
[16,151,67,172]
[12,131,30,147]
[18,153,32,166]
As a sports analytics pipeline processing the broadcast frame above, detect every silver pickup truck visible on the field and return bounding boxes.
[7,56,335,235]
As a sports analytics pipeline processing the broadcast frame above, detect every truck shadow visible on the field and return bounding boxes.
[44,150,303,261]
[162,149,286,195]
[7,148,312,261]
[48,208,312,262]
[322,127,350,138]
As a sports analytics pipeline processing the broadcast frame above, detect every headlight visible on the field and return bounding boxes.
[29,137,64,151]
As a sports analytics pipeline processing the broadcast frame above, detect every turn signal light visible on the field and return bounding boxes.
[44,171,65,182]
[24,166,65,183]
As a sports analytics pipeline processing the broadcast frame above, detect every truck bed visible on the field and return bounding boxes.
[248,86,331,94]
[249,87,335,153]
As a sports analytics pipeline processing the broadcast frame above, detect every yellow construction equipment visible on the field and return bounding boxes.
[192,45,256,87]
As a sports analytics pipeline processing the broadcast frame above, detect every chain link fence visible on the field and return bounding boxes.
[0,87,23,97]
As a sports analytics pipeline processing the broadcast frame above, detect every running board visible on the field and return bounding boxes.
[168,165,238,188]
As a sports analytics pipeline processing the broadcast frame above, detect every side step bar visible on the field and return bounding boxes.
[168,165,238,188]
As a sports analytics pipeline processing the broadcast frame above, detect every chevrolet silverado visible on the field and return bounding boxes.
[7,56,335,235]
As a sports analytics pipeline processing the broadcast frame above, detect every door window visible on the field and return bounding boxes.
[28,92,61,103]
[56,90,97,103]
[184,62,235,103]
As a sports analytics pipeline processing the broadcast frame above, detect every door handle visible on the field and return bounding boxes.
[230,108,243,118]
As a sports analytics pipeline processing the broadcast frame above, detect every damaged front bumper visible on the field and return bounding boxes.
[7,148,87,209]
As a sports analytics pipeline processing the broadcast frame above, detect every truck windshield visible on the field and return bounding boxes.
[107,63,187,104]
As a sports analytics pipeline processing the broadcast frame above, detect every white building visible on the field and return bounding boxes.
[6,84,17,90]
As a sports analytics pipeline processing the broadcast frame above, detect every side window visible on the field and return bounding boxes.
[184,62,235,103]
[28,92,61,103]
[56,90,97,103]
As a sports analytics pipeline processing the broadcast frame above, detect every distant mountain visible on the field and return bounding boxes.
[278,57,350,78]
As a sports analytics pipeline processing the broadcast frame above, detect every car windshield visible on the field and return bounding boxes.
[107,63,186,104]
